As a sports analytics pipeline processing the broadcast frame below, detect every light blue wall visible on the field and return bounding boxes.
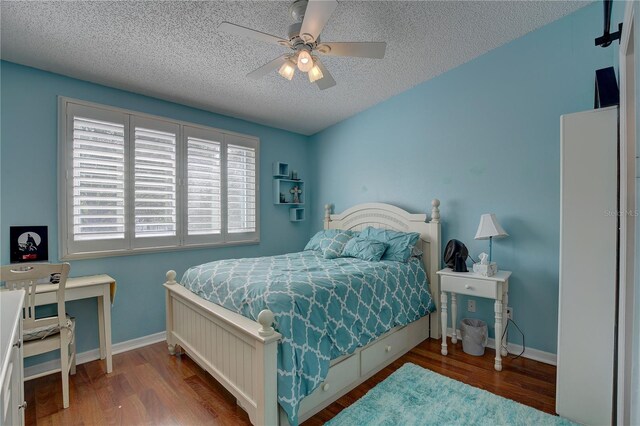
[308,3,614,354]
[0,61,312,364]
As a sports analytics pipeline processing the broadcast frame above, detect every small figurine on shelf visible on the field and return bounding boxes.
[279,193,286,204]
[290,186,302,204]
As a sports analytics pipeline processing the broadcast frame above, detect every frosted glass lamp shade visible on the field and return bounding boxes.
[297,50,313,72]
[308,63,324,83]
[474,214,509,240]
[278,61,295,80]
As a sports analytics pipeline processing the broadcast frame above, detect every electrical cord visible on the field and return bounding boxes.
[501,317,525,359]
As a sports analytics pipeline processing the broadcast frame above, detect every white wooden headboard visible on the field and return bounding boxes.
[324,200,442,339]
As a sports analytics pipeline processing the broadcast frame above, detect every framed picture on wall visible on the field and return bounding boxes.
[10,225,49,263]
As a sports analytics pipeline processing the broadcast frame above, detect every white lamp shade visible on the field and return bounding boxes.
[308,63,324,83]
[297,50,313,72]
[474,214,509,240]
[278,60,295,80]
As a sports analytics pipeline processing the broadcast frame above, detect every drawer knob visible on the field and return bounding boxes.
[13,339,22,349]
[385,345,392,353]
[465,285,471,289]
[322,383,330,392]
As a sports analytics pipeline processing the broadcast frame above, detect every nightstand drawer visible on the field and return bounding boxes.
[440,275,497,298]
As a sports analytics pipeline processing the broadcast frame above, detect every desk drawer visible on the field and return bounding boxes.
[441,275,497,298]
[360,326,409,376]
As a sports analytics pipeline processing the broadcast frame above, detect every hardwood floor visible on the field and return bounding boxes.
[25,337,556,425]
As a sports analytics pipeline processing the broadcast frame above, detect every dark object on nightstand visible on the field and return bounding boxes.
[454,254,468,273]
[444,239,469,272]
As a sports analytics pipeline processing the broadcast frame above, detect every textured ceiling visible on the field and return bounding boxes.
[1,1,588,135]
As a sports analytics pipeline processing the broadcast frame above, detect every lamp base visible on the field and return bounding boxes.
[473,262,498,277]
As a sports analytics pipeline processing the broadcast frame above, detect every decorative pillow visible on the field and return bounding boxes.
[304,231,325,251]
[341,237,388,262]
[304,229,354,252]
[318,231,354,259]
[359,227,420,262]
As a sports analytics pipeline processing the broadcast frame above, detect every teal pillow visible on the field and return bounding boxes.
[341,237,388,262]
[304,229,355,252]
[318,231,353,259]
[359,227,420,262]
[304,231,325,251]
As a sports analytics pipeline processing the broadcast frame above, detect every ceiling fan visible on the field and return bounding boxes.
[218,0,386,90]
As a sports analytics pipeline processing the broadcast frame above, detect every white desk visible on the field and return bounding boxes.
[437,268,511,371]
[0,291,25,425]
[33,274,115,374]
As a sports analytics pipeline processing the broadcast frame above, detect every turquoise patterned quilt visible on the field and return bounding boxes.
[180,251,435,425]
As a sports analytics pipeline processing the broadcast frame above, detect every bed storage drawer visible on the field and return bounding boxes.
[360,326,409,376]
[298,353,359,416]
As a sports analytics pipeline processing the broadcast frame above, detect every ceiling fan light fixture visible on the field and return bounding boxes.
[297,50,313,72]
[278,60,296,80]
[308,63,324,83]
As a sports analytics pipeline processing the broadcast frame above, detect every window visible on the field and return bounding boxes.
[59,98,260,259]
[131,117,179,248]
[226,135,257,237]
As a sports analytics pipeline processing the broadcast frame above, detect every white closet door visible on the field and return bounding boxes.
[557,106,617,426]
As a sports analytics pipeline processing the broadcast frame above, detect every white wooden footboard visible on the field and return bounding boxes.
[164,271,281,425]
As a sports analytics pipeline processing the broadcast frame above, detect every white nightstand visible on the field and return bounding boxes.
[437,268,512,371]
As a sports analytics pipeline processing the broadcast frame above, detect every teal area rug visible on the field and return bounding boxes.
[325,363,576,426]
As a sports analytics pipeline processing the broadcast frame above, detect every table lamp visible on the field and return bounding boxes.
[474,213,509,263]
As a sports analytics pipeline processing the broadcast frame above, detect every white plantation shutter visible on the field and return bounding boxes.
[225,134,258,240]
[65,104,129,254]
[60,99,259,259]
[185,126,223,244]
[132,117,179,247]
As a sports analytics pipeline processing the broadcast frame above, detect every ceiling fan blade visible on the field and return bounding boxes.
[299,0,338,43]
[317,42,386,59]
[218,22,288,46]
[314,59,336,90]
[247,55,287,79]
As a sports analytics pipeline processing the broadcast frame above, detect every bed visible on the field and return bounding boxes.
[163,201,442,425]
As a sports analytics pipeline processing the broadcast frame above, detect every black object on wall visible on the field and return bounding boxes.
[594,67,620,108]
[595,0,622,47]
[10,226,49,263]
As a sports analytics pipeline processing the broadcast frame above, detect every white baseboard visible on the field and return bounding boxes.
[446,327,557,366]
[24,327,555,380]
[24,331,166,380]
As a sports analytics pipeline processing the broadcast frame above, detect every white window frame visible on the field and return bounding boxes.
[58,97,260,260]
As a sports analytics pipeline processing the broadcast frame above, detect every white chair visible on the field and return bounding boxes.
[0,263,76,408]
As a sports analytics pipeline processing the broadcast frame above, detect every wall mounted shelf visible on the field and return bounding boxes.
[273,162,289,178]
[289,208,305,222]
[273,162,305,221]
[273,179,305,205]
